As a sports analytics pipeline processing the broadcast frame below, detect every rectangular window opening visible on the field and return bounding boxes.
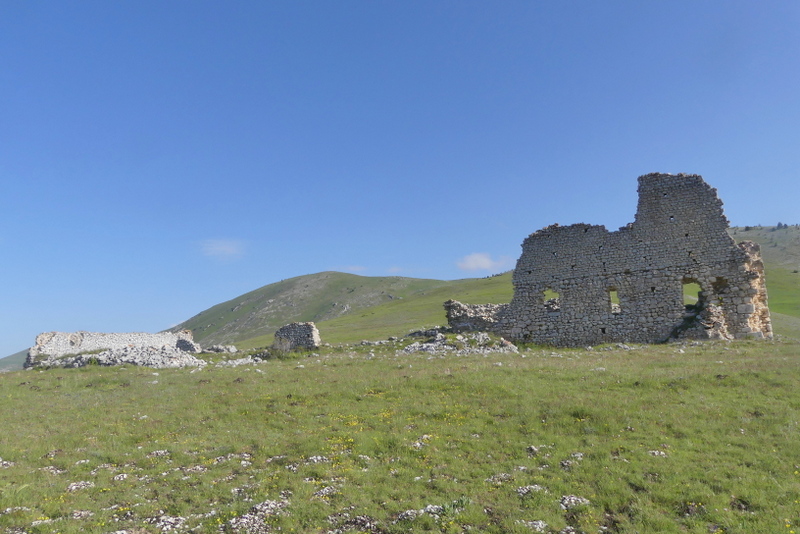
[683,281,702,309]
[608,288,621,315]
[682,279,704,316]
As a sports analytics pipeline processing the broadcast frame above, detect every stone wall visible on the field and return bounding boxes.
[273,322,321,351]
[447,173,772,346]
[28,330,200,360]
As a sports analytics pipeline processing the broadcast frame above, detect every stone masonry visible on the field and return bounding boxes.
[273,322,321,351]
[446,173,772,346]
[26,330,201,368]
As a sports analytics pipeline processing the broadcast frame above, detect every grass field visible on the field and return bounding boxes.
[1,338,799,533]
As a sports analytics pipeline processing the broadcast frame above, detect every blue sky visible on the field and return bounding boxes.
[1,1,798,356]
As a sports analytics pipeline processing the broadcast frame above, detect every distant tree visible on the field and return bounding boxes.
[744,226,752,231]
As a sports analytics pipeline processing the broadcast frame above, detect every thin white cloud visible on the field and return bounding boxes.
[201,239,246,260]
[387,266,404,274]
[457,252,512,272]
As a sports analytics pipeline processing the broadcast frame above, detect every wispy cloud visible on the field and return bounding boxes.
[387,266,404,274]
[201,239,246,260]
[456,252,512,272]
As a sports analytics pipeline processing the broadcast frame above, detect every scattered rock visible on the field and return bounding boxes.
[225,498,290,533]
[27,339,207,370]
[205,344,238,353]
[66,481,95,492]
[559,495,590,510]
[401,331,518,356]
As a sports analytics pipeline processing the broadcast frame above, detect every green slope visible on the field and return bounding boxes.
[729,225,800,320]
[729,224,800,269]
[171,271,460,346]
[237,272,514,349]
[0,350,28,372]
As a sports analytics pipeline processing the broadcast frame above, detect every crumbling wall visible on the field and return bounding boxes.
[448,173,772,346]
[25,330,202,368]
[28,330,200,359]
[273,322,321,351]
[444,300,510,332]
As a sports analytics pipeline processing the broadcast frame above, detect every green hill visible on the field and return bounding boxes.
[0,349,27,372]
[237,272,514,349]
[729,224,800,269]
[729,225,800,318]
[728,225,800,339]
[170,271,464,346]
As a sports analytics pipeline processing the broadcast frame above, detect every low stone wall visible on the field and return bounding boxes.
[26,330,201,368]
[273,322,321,352]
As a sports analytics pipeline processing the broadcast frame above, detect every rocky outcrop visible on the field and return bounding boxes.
[25,330,203,369]
[273,322,321,352]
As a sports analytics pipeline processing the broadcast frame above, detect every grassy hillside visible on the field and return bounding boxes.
[0,340,798,533]
[0,350,27,372]
[236,273,514,349]
[729,224,800,269]
[170,272,458,346]
[729,225,800,316]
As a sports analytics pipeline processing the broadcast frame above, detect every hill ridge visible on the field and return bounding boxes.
[169,271,458,346]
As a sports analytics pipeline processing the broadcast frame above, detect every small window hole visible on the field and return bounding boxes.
[608,288,621,315]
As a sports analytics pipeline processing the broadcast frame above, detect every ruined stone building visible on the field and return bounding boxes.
[446,173,772,346]
[273,322,321,352]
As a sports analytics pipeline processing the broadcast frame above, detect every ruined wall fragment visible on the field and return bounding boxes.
[25,330,202,368]
[273,322,321,351]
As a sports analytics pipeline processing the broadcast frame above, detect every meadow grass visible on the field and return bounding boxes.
[1,339,799,533]
[762,266,800,318]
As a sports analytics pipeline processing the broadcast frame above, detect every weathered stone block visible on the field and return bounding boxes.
[273,322,321,352]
